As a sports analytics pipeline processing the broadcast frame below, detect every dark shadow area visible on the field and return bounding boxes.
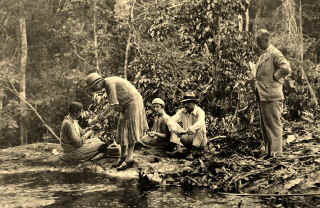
[0,170,112,187]
[43,186,149,208]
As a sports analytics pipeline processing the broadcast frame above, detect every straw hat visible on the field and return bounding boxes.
[86,72,103,90]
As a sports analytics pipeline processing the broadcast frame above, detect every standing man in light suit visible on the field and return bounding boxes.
[249,29,292,158]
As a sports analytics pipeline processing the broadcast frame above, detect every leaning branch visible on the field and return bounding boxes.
[5,81,61,142]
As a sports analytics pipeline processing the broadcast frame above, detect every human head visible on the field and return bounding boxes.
[152,98,165,114]
[86,72,104,93]
[69,101,83,119]
[181,91,197,113]
[256,29,270,50]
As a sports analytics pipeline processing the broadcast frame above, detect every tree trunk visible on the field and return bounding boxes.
[19,0,28,145]
[252,0,262,33]
[217,16,222,50]
[245,8,249,32]
[0,89,4,111]
[298,0,318,106]
[93,0,100,72]
[238,15,243,32]
[123,0,136,79]
[123,33,131,79]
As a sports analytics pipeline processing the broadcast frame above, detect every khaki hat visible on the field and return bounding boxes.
[152,98,165,107]
[181,91,198,103]
[86,72,103,90]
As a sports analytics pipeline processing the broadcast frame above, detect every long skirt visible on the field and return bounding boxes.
[259,101,283,155]
[117,95,149,147]
[60,138,105,164]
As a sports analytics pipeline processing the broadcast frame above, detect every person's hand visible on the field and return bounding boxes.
[176,129,188,136]
[148,131,157,138]
[186,128,195,135]
[88,116,99,125]
[111,104,123,112]
[83,129,94,140]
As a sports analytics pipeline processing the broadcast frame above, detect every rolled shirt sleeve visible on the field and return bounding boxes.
[188,107,206,132]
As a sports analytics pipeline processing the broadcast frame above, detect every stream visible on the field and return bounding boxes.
[0,170,267,208]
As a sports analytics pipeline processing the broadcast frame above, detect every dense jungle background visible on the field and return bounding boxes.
[1,1,320,207]
[0,0,319,147]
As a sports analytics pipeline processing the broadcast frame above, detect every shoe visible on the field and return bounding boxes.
[112,158,125,168]
[257,152,268,159]
[117,161,133,171]
[167,147,183,156]
[262,154,272,160]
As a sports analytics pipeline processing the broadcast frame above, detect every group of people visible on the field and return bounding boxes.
[59,29,292,170]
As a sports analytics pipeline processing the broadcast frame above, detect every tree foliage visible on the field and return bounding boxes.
[126,0,257,136]
[0,0,319,147]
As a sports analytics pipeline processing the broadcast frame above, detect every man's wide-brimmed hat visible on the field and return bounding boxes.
[181,91,198,103]
[86,72,103,90]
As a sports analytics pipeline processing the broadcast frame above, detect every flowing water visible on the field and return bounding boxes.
[0,170,267,208]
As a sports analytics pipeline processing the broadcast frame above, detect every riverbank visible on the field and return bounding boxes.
[0,121,319,207]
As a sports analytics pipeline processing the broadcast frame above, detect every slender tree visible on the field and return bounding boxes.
[93,0,100,73]
[123,0,135,79]
[18,0,28,144]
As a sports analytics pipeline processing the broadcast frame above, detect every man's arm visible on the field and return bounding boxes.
[154,120,170,139]
[273,49,291,82]
[188,108,206,133]
[105,80,123,112]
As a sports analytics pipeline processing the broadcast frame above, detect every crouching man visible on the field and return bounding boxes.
[169,92,207,159]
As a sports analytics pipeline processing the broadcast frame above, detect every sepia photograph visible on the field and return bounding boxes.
[0,0,319,207]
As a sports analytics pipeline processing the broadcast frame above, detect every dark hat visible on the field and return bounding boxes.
[69,101,83,114]
[86,72,103,90]
[181,91,198,103]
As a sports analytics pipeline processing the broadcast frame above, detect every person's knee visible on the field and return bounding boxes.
[180,135,193,149]
[98,143,108,153]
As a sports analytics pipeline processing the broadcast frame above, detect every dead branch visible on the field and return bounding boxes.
[5,81,61,142]
[209,135,227,141]
[230,165,279,185]
[217,192,320,197]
